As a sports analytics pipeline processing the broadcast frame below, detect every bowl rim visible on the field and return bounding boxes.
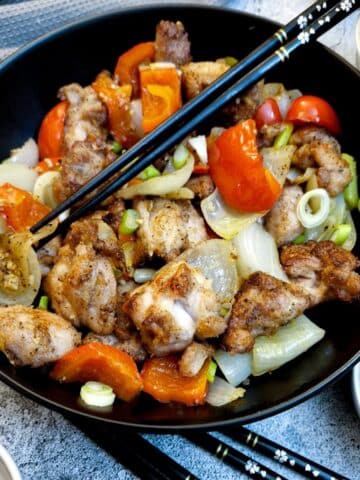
[0,3,359,430]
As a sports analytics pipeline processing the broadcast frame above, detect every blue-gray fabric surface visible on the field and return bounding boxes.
[0,1,359,479]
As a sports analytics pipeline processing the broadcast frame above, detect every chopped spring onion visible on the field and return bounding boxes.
[224,56,238,66]
[206,377,245,406]
[119,209,140,235]
[219,307,229,318]
[296,188,330,229]
[342,153,358,210]
[214,350,252,387]
[134,268,156,283]
[292,233,306,244]
[138,165,160,180]
[207,360,217,383]
[273,123,294,148]
[38,295,49,310]
[112,141,122,154]
[173,144,190,169]
[80,381,115,407]
[188,135,208,164]
[330,223,351,245]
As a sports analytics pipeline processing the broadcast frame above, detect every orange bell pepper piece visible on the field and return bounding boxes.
[35,156,61,174]
[50,342,143,402]
[193,162,210,175]
[92,71,138,148]
[38,100,68,160]
[0,183,50,232]
[114,41,155,96]
[140,67,182,133]
[208,119,281,212]
[141,355,210,406]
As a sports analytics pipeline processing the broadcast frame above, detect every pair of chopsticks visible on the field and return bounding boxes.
[71,415,349,480]
[31,0,359,245]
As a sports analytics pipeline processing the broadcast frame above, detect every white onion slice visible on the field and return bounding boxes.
[188,135,208,164]
[0,232,41,306]
[206,377,245,406]
[33,171,60,208]
[119,154,194,199]
[0,163,38,192]
[252,315,325,376]
[232,221,288,281]
[130,99,143,138]
[134,268,156,283]
[214,350,252,387]
[201,189,261,240]
[297,188,330,229]
[179,239,239,304]
[9,138,39,167]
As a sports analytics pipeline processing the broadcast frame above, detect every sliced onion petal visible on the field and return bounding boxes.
[33,171,61,208]
[9,138,39,167]
[119,154,194,199]
[134,268,156,283]
[179,239,239,304]
[188,135,208,164]
[130,99,144,138]
[0,232,41,306]
[206,376,245,406]
[252,315,325,376]
[214,350,252,387]
[201,189,261,240]
[164,187,195,200]
[287,167,316,185]
[232,221,288,281]
[0,163,38,192]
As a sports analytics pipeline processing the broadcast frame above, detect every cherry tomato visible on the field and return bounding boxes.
[208,119,281,212]
[253,98,282,129]
[285,95,341,135]
[38,101,68,159]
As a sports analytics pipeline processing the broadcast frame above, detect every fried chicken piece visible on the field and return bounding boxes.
[37,236,62,276]
[134,198,208,262]
[83,332,147,362]
[265,185,304,246]
[280,241,360,304]
[179,341,214,377]
[123,260,225,356]
[44,243,117,334]
[54,83,108,202]
[222,272,312,353]
[181,61,229,99]
[155,20,191,67]
[290,126,351,196]
[0,306,80,367]
[65,212,123,266]
[220,80,265,126]
[185,174,215,199]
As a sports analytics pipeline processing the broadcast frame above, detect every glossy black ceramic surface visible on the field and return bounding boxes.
[0,5,359,430]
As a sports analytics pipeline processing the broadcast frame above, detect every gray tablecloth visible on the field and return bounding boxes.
[0,1,359,479]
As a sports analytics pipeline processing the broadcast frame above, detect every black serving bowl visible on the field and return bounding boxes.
[0,5,359,431]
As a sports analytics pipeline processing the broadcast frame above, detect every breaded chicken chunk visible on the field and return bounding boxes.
[0,306,80,367]
[134,198,208,262]
[123,260,225,356]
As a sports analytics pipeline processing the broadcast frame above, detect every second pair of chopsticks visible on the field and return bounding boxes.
[186,428,350,480]
[31,0,359,243]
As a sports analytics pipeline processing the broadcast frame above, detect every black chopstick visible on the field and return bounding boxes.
[224,427,350,480]
[31,0,352,239]
[183,432,289,480]
[70,417,199,480]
